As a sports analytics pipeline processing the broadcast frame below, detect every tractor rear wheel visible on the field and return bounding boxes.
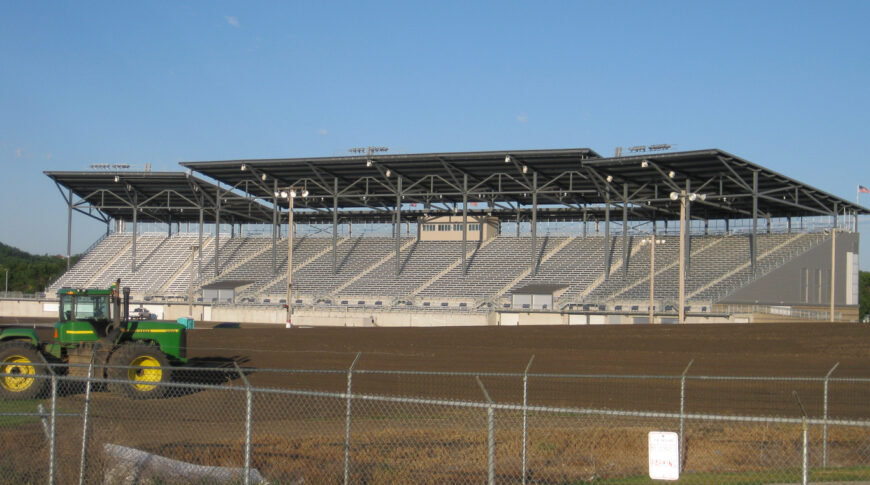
[107,343,172,399]
[0,341,49,400]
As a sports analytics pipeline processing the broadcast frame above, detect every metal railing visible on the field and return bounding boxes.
[3,362,870,484]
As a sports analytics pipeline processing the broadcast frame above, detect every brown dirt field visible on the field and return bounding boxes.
[5,321,870,484]
[175,321,870,417]
[185,321,870,377]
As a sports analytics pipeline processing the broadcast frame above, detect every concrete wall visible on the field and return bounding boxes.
[0,299,58,318]
[0,299,846,327]
[722,232,859,307]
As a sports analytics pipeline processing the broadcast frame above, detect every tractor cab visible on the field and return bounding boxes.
[56,283,127,343]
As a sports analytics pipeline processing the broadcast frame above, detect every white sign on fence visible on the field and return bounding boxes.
[648,431,680,480]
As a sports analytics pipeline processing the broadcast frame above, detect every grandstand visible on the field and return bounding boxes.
[41,147,868,324]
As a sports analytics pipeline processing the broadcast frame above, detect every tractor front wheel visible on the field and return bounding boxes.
[0,341,49,400]
[108,343,172,399]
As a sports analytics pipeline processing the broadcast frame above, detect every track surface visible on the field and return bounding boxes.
[186,321,870,377]
[179,321,870,417]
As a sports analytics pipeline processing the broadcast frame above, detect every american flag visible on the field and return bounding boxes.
[860,185,870,194]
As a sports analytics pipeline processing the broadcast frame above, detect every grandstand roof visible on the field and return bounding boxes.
[181,148,869,223]
[45,171,274,224]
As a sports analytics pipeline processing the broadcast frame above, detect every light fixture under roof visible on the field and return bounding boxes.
[240,164,247,171]
[606,175,613,182]
[522,165,528,174]
[504,154,512,164]
[668,171,676,179]
[641,160,649,168]
[669,192,680,201]
[261,173,267,181]
[385,169,391,177]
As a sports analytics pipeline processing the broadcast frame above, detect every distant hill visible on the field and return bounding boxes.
[0,242,81,294]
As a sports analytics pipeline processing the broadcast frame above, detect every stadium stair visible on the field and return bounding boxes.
[158,237,214,294]
[329,238,418,298]
[489,235,577,304]
[408,237,495,298]
[83,238,134,288]
[606,236,726,301]
[248,237,352,297]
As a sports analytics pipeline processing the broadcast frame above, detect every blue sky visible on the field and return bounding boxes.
[1,1,869,267]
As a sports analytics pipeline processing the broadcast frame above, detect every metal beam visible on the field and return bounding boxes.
[622,183,629,279]
[132,192,138,273]
[333,178,339,275]
[395,176,402,276]
[531,171,538,276]
[462,174,468,276]
[752,171,758,273]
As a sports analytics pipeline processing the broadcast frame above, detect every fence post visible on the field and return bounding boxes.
[522,355,535,485]
[78,347,98,485]
[794,391,809,485]
[345,352,361,485]
[38,353,57,485]
[822,362,839,468]
[234,363,253,485]
[476,376,495,485]
[679,358,693,471]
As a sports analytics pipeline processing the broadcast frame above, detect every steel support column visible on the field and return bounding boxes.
[333,178,339,275]
[622,183,629,279]
[751,171,758,273]
[66,187,73,270]
[214,188,221,278]
[132,192,138,273]
[462,174,468,276]
[531,172,538,276]
[395,176,402,276]
[271,180,278,274]
[685,180,692,274]
[198,196,204,278]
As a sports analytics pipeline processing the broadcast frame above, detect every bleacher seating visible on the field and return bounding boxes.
[48,231,830,307]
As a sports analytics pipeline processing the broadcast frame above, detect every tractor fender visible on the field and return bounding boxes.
[0,328,40,345]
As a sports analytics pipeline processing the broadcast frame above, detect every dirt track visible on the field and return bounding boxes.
[186,321,870,376]
[180,321,870,417]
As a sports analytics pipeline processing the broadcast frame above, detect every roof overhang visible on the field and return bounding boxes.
[179,148,868,223]
[45,171,275,224]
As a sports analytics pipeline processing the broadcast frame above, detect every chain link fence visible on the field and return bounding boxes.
[3,361,870,484]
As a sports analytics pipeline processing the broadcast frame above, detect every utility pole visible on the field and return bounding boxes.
[642,237,665,323]
[281,187,308,327]
[670,190,705,324]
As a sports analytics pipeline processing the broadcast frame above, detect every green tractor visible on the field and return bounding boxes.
[0,281,187,399]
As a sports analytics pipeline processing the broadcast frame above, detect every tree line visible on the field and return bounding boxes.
[0,242,80,294]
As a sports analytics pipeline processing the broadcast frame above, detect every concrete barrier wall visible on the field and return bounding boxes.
[0,299,57,318]
[0,298,774,327]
